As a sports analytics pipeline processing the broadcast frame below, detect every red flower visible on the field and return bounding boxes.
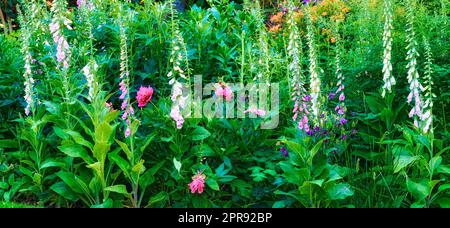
[136,85,154,108]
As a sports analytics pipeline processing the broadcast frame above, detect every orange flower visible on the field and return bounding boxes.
[270,11,284,24]
[269,24,282,33]
[330,37,336,43]
[322,11,328,16]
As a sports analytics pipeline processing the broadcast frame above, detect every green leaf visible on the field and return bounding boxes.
[173,157,182,173]
[56,171,85,194]
[91,198,113,208]
[206,178,220,191]
[306,179,325,187]
[43,101,61,115]
[40,159,66,169]
[394,155,418,173]
[0,139,18,149]
[131,159,146,175]
[326,183,354,200]
[50,182,79,201]
[58,144,93,164]
[437,198,450,208]
[191,126,211,141]
[417,135,432,153]
[104,110,119,123]
[140,133,156,153]
[53,126,69,140]
[410,201,426,208]
[279,161,309,185]
[0,182,8,189]
[95,122,113,143]
[104,185,129,195]
[65,130,93,149]
[147,191,168,207]
[308,140,324,164]
[115,140,132,161]
[436,165,450,175]
[272,201,286,208]
[139,161,164,190]
[406,179,431,201]
[429,156,442,173]
[109,153,130,178]
[438,184,450,193]
[92,142,110,163]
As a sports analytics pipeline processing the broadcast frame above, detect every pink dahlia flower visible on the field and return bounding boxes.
[136,85,154,108]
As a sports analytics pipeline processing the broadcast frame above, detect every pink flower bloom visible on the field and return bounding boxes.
[298,121,303,130]
[215,83,233,101]
[189,171,206,194]
[121,100,127,110]
[170,106,184,129]
[223,86,233,101]
[136,85,154,108]
[293,112,298,121]
[244,107,266,117]
[215,86,224,97]
[124,127,131,138]
[407,92,413,103]
[339,93,345,101]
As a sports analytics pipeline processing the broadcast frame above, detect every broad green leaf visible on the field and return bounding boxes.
[104,110,119,123]
[147,191,168,207]
[56,171,84,194]
[50,182,79,201]
[58,144,93,164]
[279,161,309,185]
[132,159,146,175]
[410,201,426,208]
[206,178,220,191]
[104,185,129,195]
[92,142,110,163]
[0,139,18,148]
[0,182,8,189]
[394,155,418,173]
[429,156,442,173]
[272,201,286,208]
[95,122,113,143]
[109,153,130,178]
[306,179,325,187]
[438,184,450,193]
[86,162,102,180]
[65,130,93,149]
[139,161,165,190]
[308,140,324,164]
[140,133,156,153]
[436,165,450,175]
[115,139,132,161]
[437,198,450,208]
[53,126,69,140]
[173,157,182,173]
[326,183,354,200]
[417,135,432,153]
[91,198,113,208]
[191,126,211,141]
[40,159,66,169]
[406,179,431,200]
